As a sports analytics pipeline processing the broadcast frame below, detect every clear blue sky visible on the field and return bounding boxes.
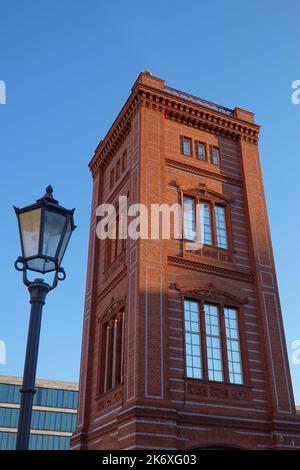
[0,0,299,403]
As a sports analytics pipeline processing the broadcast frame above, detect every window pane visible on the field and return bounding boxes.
[73,392,79,409]
[57,390,64,408]
[52,389,58,407]
[7,432,15,449]
[42,210,66,259]
[224,307,243,384]
[44,411,51,430]
[32,410,39,429]
[47,389,53,407]
[50,411,56,430]
[184,300,202,379]
[215,205,228,249]
[197,143,206,161]
[184,198,196,241]
[42,387,48,407]
[54,436,59,450]
[212,147,220,164]
[13,385,20,404]
[199,203,212,245]
[183,138,191,156]
[0,385,5,402]
[55,412,62,431]
[35,387,42,406]
[1,432,8,450]
[7,385,14,402]
[38,411,45,430]
[61,413,68,432]
[63,390,70,408]
[204,303,223,382]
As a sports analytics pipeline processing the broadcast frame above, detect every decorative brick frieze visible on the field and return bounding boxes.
[185,380,253,404]
[97,386,123,412]
[168,255,253,282]
[166,157,243,187]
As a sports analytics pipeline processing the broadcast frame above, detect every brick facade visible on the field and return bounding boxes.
[71,73,300,450]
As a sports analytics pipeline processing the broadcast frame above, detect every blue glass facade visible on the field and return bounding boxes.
[0,432,71,450]
[0,383,78,409]
[0,380,78,450]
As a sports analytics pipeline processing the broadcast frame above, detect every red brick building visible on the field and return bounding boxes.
[71,72,300,450]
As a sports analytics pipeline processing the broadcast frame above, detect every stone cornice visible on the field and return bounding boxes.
[168,255,253,283]
[89,75,260,176]
[138,83,260,144]
[166,158,243,187]
[89,92,141,176]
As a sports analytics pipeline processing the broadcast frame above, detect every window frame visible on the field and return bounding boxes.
[103,203,126,272]
[182,193,231,251]
[215,204,229,249]
[182,297,246,385]
[98,306,125,396]
[181,136,192,157]
[195,140,207,161]
[211,145,221,165]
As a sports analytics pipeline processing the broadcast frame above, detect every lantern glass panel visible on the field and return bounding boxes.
[58,218,72,264]
[42,210,67,259]
[19,208,41,258]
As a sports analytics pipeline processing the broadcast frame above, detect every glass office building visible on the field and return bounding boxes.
[0,376,78,450]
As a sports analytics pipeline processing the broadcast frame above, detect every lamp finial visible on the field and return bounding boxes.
[39,185,58,204]
[45,185,53,196]
[42,185,54,201]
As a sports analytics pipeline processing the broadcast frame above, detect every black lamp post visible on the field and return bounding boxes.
[14,185,76,450]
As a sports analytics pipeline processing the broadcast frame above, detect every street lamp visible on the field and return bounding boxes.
[14,185,76,450]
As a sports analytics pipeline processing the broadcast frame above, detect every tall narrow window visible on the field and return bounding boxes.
[212,147,220,165]
[184,300,202,379]
[104,227,112,271]
[224,307,243,384]
[196,142,206,161]
[199,202,212,245]
[104,208,126,270]
[215,205,228,249]
[204,304,223,382]
[182,137,192,156]
[183,197,196,241]
[100,312,125,394]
